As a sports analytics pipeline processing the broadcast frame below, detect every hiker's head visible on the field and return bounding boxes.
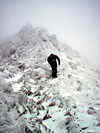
[50,53,54,56]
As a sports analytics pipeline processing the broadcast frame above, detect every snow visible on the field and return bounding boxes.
[0,24,100,133]
[5,73,22,82]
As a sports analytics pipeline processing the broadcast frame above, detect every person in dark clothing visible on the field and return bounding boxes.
[47,54,60,78]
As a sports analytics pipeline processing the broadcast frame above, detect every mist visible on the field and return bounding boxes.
[0,0,100,69]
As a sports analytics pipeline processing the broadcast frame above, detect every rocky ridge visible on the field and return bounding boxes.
[0,24,100,133]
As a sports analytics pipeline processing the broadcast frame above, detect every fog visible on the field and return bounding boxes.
[0,0,100,69]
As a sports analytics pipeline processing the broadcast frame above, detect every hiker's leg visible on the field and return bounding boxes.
[52,67,57,78]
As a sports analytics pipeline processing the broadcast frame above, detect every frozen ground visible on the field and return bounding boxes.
[0,24,100,133]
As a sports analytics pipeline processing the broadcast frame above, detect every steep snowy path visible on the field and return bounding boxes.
[4,59,100,133]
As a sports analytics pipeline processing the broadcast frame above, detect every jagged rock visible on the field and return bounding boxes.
[32,129,42,133]
[43,114,52,120]
[43,110,52,120]
[33,90,41,97]
[81,127,88,130]
[18,63,25,70]
[65,116,73,125]
[26,90,33,96]
[87,107,96,114]
[37,95,45,105]
[64,111,72,116]
[97,122,100,126]
[37,105,45,111]
[48,101,56,107]
[25,126,34,133]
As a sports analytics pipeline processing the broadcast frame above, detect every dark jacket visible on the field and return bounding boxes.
[47,54,60,68]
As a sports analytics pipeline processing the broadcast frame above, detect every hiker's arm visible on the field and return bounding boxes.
[55,55,60,65]
[47,57,49,63]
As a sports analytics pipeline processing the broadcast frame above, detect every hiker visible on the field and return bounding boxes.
[47,54,60,78]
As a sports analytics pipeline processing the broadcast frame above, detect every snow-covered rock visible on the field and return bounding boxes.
[0,24,100,133]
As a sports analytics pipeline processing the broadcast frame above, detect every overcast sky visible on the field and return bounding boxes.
[0,0,100,69]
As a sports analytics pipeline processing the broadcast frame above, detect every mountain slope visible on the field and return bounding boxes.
[0,24,100,133]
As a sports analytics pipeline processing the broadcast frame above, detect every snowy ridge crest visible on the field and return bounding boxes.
[0,24,79,59]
